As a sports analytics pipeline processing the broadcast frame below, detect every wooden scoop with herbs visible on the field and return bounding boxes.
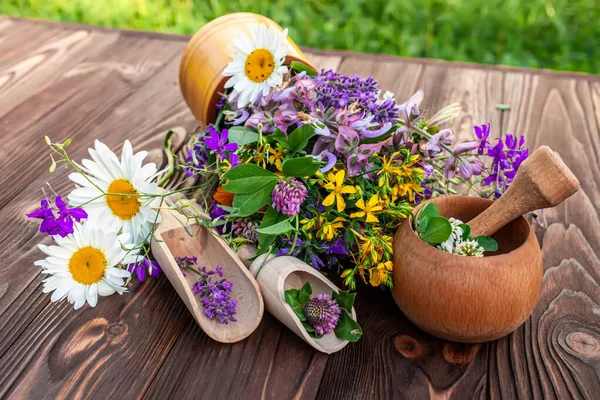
[415,145,580,255]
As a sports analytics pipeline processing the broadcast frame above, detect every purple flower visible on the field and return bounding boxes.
[304,294,341,335]
[232,217,259,242]
[474,123,491,154]
[309,253,325,271]
[128,257,161,281]
[228,152,240,168]
[185,262,237,324]
[175,256,198,277]
[26,195,87,238]
[204,127,238,157]
[312,69,379,114]
[210,204,230,235]
[478,131,529,198]
[277,237,303,257]
[272,178,308,217]
[185,141,209,178]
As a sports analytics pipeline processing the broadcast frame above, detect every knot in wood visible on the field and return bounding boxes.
[106,322,126,337]
[566,332,600,359]
[393,335,423,361]
[442,343,481,365]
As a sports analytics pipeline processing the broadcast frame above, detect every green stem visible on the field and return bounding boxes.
[157,136,175,187]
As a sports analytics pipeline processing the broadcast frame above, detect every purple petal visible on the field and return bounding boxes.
[317,151,337,173]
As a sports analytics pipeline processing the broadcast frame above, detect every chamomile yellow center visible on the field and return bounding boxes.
[68,246,107,285]
[106,179,140,220]
[245,48,275,83]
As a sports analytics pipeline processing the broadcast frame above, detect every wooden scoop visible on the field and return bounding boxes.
[469,145,580,237]
[151,207,264,343]
[245,253,357,354]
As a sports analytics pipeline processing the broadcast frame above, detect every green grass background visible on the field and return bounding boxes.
[2,0,598,73]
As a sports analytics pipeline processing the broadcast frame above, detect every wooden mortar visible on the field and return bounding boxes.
[179,12,316,127]
[392,146,579,342]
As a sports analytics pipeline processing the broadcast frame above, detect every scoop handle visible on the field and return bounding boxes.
[469,145,579,238]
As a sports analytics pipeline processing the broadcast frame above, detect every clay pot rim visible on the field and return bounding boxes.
[405,195,535,262]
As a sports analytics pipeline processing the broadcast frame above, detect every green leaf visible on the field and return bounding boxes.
[254,219,294,235]
[269,129,293,150]
[293,306,307,321]
[287,125,316,154]
[332,290,356,312]
[420,216,452,245]
[284,288,301,307]
[258,207,289,250]
[302,321,323,339]
[289,61,317,77]
[417,203,439,232]
[233,182,277,217]
[223,163,278,180]
[459,223,471,241]
[475,236,499,252]
[222,175,279,194]
[298,282,312,305]
[227,126,260,146]
[334,311,363,342]
[281,157,322,177]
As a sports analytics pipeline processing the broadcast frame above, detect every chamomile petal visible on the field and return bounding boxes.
[222,23,291,107]
[68,140,161,244]
[35,221,136,310]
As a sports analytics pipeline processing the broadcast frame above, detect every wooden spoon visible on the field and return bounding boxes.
[469,145,580,238]
[245,253,357,354]
[151,208,264,343]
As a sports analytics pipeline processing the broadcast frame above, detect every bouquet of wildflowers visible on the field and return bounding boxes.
[26,21,530,318]
[182,24,530,290]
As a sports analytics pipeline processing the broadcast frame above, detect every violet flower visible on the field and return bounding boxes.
[474,123,491,154]
[204,127,238,157]
[128,257,161,281]
[192,264,237,324]
[232,217,259,242]
[26,195,87,238]
[304,294,341,335]
[185,141,209,178]
[474,126,529,198]
[272,178,308,217]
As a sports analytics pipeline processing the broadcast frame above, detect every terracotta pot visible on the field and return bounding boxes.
[392,196,543,343]
[179,12,316,127]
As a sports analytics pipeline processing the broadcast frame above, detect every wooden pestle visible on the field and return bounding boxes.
[469,145,580,238]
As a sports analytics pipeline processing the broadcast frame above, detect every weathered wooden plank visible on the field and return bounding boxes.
[0,276,191,399]
[0,28,120,119]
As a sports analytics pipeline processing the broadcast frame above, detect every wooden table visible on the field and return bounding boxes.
[1,17,599,399]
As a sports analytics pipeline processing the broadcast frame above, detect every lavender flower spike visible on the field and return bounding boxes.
[272,178,309,217]
[304,294,342,335]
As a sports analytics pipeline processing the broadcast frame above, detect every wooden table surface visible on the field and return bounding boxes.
[1,16,599,400]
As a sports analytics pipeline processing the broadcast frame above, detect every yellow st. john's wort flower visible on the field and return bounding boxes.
[268,144,287,170]
[316,216,346,241]
[369,261,394,287]
[377,151,402,187]
[322,170,356,212]
[394,181,423,202]
[397,154,424,179]
[350,194,383,223]
[246,144,268,168]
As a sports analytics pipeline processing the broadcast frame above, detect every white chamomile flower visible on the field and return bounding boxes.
[35,222,139,310]
[222,23,291,108]
[68,140,161,244]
